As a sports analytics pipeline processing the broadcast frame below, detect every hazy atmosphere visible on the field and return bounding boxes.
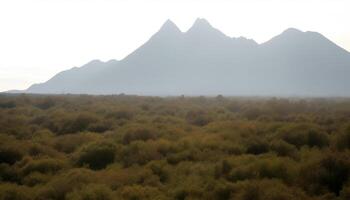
[2,1,350,199]
[1,0,350,92]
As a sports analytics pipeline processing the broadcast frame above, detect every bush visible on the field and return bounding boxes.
[278,124,329,148]
[246,139,269,155]
[21,158,67,176]
[335,124,350,151]
[340,185,350,200]
[65,113,99,134]
[66,184,114,200]
[307,130,329,148]
[1,95,350,200]
[121,141,162,166]
[54,133,101,153]
[22,172,50,186]
[231,179,307,200]
[0,183,33,200]
[0,101,16,109]
[0,146,23,165]
[123,128,157,144]
[107,110,134,120]
[270,140,298,158]
[186,110,212,126]
[300,153,350,195]
[38,169,96,200]
[0,164,18,182]
[35,97,56,110]
[119,185,165,200]
[77,142,116,170]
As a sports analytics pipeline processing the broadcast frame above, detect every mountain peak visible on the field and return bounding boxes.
[186,18,227,39]
[86,59,103,65]
[282,28,303,35]
[158,19,181,34]
[261,28,305,45]
[188,18,213,31]
[22,20,350,96]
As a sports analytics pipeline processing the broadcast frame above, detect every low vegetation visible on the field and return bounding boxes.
[0,94,350,200]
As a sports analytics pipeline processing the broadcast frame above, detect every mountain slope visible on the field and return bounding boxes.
[22,18,350,96]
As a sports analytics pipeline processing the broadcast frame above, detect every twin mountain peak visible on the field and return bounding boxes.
[23,18,350,96]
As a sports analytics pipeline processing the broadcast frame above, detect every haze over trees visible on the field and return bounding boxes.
[19,18,350,96]
[1,94,350,200]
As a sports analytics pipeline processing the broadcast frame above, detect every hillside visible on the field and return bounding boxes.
[24,19,350,96]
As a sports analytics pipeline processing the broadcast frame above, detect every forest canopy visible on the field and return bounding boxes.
[0,94,350,200]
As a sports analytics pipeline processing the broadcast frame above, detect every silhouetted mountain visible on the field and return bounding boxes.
[24,18,350,96]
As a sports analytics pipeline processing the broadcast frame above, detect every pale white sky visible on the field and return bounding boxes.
[0,0,349,92]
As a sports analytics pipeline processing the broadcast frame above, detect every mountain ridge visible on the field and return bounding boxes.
[15,19,350,96]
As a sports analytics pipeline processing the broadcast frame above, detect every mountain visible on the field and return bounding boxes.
[24,18,350,96]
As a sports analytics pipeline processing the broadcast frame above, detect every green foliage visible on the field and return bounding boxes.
[270,140,298,158]
[245,138,269,155]
[0,101,16,109]
[335,124,350,151]
[62,113,100,134]
[22,172,50,186]
[0,164,18,182]
[186,110,212,126]
[35,97,56,110]
[54,133,102,153]
[0,183,33,200]
[77,142,116,170]
[0,95,350,200]
[277,124,329,148]
[0,146,23,165]
[300,152,350,195]
[37,168,96,200]
[119,185,167,200]
[231,179,307,200]
[66,184,114,200]
[20,158,67,176]
[123,128,157,144]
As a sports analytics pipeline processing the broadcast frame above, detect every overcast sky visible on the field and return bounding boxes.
[0,0,349,92]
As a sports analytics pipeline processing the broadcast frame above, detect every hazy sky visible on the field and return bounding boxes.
[0,0,349,92]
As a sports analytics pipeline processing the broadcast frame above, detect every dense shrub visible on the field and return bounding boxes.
[231,179,307,200]
[119,185,166,200]
[300,153,350,195]
[121,141,162,166]
[77,142,116,170]
[0,164,18,182]
[20,158,67,176]
[335,124,350,150]
[63,113,99,134]
[0,183,33,200]
[107,110,134,120]
[340,185,350,200]
[0,95,350,199]
[270,140,298,158]
[54,133,101,153]
[122,128,157,144]
[22,172,50,186]
[245,139,269,155]
[35,97,55,110]
[186,110,212,126]
[228,156,296,183]
[0,146,23,165]
[277,124,329,148]
[38,169,96,200]
[66,184,114,200]
[0,101,16,109]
